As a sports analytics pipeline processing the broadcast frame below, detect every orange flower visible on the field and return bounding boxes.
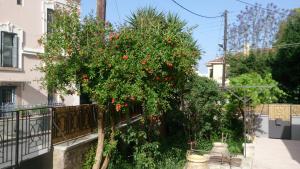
[116,104,122,112]
[111,98,115,104]
[122,55,128,60]
[141,60,147,65]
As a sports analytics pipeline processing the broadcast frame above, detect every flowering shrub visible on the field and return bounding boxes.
[40,6,200,116]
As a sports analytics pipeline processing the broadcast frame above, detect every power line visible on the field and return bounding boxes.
[228,42,300,53]
[170,0,223,19]
[235,0,288,16]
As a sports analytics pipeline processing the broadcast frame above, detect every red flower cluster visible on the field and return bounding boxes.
[109,32,119,41]
[122,55,128,60]
[116,103,122,112]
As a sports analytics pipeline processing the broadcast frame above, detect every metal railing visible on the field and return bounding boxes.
[0,103,143,168]
[0,107,52,169]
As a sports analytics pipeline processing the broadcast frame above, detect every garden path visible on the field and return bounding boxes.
[252,137,300,169]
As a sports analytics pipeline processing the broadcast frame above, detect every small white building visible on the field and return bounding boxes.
[206,56,229,85]
[0,0,80,109]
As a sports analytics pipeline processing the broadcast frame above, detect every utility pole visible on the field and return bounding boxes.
[222,10,228,89]
[97,0,106,21]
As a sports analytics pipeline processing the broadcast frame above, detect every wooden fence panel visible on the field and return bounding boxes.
[52,104,98,144]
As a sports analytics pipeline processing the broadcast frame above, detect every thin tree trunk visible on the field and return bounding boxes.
[92,111,105,169]
[101,113,116,169]
[100,156,110,169]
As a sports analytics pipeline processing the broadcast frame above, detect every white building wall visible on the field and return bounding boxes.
[207,63,229,85]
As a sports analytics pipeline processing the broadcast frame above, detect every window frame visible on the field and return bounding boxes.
[0,86,16,107]
[47,8,54,34]
[209,69,213,78]
[0,31,19,68]
[17,0,22,5]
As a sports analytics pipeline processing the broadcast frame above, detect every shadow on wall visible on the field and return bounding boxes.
[282,139,300,165]
[254,114,269,137]
[22,83,47,105]
[19,151,53,169]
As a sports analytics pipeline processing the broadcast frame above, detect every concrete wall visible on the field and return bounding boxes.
[292,116,300,140]
[53,134,97,169]
[255,115,269,138]
[18,133,97,169]
[255,104,300,140]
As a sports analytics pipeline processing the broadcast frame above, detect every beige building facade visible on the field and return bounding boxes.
[206,56,229,85]
[0,0,80,109]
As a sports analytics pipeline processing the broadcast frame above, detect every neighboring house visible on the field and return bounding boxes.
[206,56,229,85]
[0,0,80,109]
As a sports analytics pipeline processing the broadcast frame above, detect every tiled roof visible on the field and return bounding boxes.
[207,56,224,64]
[206,56,223,66]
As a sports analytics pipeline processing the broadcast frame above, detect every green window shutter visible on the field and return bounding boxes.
[12,34,18,68]
[47,9,54,33]
[0,32,3,67]
[0,32,18,68]
[2,32,13,67]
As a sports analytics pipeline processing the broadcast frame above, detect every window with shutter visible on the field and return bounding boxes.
[47,9,54,33]
[0,32,18,68]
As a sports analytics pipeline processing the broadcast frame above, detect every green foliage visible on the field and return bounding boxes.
[227,51,273,78]
[227,138,243,154]
[184,74,225,140]
[133,142,161,169]
[272,8,300,103]
[228,73,285,107]
[225,73,285,139]
[40,6,200,116]
[196,139,213,152]
[82,143,97,169]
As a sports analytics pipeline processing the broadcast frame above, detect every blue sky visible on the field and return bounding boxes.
[80,0,299,74]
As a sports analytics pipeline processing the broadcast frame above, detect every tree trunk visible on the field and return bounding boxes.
[100,156,110,169]
[92,111,105,169]
[101,113,116,169]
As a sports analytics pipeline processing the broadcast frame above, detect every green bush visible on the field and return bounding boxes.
[82,143,97,169]
[227,139,243,154]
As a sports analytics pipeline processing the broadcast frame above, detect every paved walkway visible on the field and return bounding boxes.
[253,137,300,169]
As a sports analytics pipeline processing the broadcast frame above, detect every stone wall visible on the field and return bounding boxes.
[53,133,97,169]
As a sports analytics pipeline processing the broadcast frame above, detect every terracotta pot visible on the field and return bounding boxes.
[211,142,229,156]
[185,150,209,169]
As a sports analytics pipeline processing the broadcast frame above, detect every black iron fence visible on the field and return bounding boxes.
[0,103,143,168]
[0,107,52,169]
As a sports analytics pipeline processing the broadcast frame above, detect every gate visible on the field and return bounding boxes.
[0,107,52,169]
